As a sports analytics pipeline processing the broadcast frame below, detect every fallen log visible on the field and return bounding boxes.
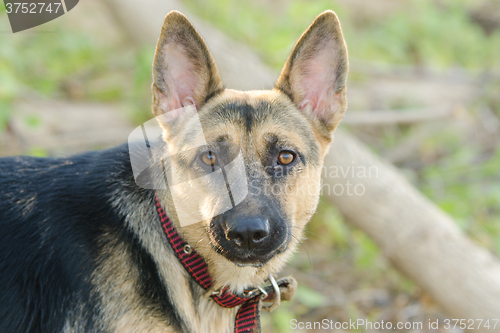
[324,132,500,326]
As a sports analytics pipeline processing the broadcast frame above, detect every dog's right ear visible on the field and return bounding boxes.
[152,11,224,129]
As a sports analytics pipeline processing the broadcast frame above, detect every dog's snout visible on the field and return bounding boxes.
[226,217,270,250]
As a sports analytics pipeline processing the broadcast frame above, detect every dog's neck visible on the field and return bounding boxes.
[111,189,239,332]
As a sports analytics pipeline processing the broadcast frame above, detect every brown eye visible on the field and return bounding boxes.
[201,151,216,166]
[278,151,295,165]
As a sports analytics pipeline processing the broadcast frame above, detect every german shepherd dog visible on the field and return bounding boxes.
[0,10,348,333]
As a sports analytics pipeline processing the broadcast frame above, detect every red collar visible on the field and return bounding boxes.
[154,194,291,333]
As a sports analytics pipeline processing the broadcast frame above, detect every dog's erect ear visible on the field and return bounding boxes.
[152,11,224,120]
[275,10,348,134]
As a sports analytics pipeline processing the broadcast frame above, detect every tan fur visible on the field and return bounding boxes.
[91,229,174,333]
[110,192,199,332]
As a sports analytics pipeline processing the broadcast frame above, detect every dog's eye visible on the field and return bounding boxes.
[278,151,295,165]
[201,151,216,166]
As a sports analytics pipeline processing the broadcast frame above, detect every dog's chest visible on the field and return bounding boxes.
[195,294,238,333]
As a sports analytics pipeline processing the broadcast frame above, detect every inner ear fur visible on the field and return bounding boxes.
[275,10,349,135]
[152,11,224,117]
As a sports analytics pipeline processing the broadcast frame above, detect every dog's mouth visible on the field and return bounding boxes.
[208,224,290,267]
[214,242,289,267]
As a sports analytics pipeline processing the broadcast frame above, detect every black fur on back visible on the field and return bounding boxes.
[0,144,181,333]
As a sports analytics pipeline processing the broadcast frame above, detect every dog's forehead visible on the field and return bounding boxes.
[196,89,318,151]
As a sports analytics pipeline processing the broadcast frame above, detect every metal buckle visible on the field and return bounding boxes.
[183,244,192,254]
[208,275,282,312]
[205,286,224,298]
[257,286,268,299]
[262,275,281,312]
[244,287,260,298]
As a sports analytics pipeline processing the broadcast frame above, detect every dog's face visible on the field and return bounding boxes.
[151,11,347,288]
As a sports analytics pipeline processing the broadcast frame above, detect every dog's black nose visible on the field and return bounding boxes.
[226,217,270,250]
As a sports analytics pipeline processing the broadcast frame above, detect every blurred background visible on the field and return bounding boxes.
[1,0,500,331]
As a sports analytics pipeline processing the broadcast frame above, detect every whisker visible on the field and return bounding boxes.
[193,225,207,231]
[292,233,311,266]
[292,225,328,242]
[196,230,208,244]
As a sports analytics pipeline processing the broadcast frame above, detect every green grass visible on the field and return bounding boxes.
[421,144,500,252]
[184,0,500,71]
[0,6,154,132]
[352,0,500,69]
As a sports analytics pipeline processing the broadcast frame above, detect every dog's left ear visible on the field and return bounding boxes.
[275,10,348,134]
[152,11,224,124]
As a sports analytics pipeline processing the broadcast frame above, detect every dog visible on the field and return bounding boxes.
[0,10,348,333]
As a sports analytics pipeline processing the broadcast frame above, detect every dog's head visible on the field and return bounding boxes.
[151,11,348,289]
